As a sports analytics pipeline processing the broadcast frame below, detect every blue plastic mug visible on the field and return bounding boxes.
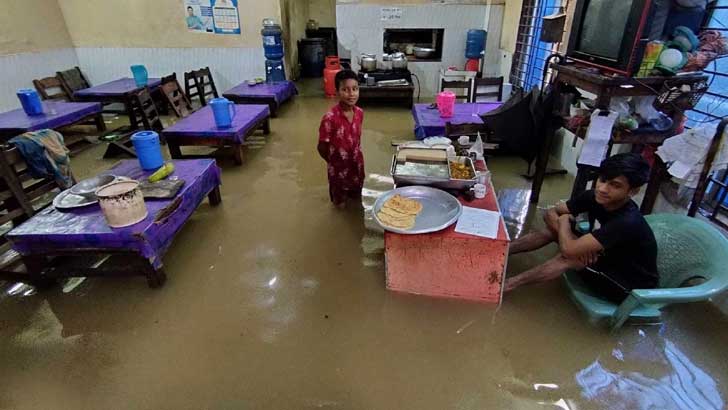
[130,131,164,171]
[130,65,148,87]
[210,97,237,128]
[17,89,44,116]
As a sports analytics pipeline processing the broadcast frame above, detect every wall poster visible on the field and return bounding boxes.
[184,0,241,35]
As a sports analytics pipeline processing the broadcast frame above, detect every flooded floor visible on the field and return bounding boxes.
[0,80,726,409]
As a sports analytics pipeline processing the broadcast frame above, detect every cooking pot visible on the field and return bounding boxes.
[391,52,408,70]
[359,54,377,72]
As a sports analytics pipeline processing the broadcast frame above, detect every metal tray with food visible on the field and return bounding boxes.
[390,149,477,191]
[372,186,462,234]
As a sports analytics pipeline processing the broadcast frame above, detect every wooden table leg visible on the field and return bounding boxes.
[146,266,167,288]
[233,143,244,165]
[94,113,107,132]
[530,126,556,204]
[168,141,182,159]
[640,155,667,215]
[571,165,595,199]
[21,255,57,289]
[262,118,271,135]
[208,185,222,206]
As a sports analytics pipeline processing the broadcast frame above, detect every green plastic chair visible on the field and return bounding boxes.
[563,213,728,331]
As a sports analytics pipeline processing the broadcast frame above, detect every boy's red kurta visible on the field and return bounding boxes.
[318,103,365,204]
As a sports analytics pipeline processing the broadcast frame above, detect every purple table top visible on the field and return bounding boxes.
[0,102,101,135]
[222,81,298,105]
[74,77,162,99]
[162,104,270,144]
[412,102,503,140]
[7,159,222,269]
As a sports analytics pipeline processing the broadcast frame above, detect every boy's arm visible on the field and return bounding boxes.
[544,201,571,235]
[557,214,603,266]
[318,116,332,161]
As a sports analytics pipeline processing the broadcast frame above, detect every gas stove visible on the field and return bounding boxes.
[358,69,412,84]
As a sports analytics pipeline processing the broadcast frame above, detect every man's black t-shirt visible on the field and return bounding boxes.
[566,190,659,290]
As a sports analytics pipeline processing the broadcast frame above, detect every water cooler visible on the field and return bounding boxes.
[465,29,487,73]
[261,19,286,83]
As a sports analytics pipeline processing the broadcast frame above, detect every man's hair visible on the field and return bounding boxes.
[598,153,650,188]
[335,70,358,90]
[187,6,193,10]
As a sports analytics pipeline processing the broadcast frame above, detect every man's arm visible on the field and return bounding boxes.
[557,214,603,266]
[544,201,572,234]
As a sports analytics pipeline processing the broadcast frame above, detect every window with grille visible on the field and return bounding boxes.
[510,0,568,92]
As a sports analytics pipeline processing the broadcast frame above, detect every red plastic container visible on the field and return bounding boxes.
[323,56,341,97]
[465,58,480,72]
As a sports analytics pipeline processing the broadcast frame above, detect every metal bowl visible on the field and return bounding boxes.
[70,174,117,199]
[413,47,435,59]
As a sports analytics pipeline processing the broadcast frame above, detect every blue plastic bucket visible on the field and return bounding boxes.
[130,65,148,87]
[130,131,164,170]
[16,89,44,116]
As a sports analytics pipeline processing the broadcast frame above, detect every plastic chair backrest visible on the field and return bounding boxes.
[646,213,728,288]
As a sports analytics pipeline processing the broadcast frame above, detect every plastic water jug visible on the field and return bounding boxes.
[130,131,164,171]
[209,97,237,128]
[466,29,487,59]
[16,89,44,116]
[437,91,456,118]
[261,19,284,60]
[130,65,148,87]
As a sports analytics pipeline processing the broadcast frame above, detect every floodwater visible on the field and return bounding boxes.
[0,80,726,409]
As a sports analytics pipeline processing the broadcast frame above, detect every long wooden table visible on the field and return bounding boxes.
[384,161,509,304]
[0,101,104,140]
[6,159,222,288]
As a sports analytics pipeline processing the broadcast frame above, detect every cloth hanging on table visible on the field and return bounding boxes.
[656,123,728,188]
[10,129,72,189]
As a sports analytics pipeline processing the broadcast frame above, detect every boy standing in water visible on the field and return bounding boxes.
[318,70,365,207]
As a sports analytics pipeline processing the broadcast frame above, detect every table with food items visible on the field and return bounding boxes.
[6,159,221,288]
[373,139,509,303]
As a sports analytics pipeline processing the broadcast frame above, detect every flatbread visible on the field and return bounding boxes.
[383,194,423,215]
[379,205,411,219]
[377,211,416,229]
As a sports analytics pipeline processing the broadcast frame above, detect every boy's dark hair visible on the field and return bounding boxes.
[335,70,358,90]
[598,153,650,188]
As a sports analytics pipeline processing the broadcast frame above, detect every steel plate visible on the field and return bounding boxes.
[372,186,462,234]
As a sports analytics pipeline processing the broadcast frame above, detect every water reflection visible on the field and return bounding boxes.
[576,340,724,410]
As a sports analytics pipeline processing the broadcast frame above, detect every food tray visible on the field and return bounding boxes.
[372,186,462,235]
[390,152,477,191]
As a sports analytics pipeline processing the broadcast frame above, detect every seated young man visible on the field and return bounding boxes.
[505,153,659,303]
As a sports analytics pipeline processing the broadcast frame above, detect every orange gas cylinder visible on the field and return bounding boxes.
[323,56,341,97]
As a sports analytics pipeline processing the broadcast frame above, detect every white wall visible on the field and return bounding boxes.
[74,47,264,94]
[0,49,80,112]
[336,3,504,97]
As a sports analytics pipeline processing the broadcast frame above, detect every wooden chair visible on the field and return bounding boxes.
[184,67,219,107]
[0,145,69,285]
[441,79,474,103]
[57,67,91,99]
[161,73,194,118]
[103,88,164,158]
[473,76,504,102]
[33,76,71,101]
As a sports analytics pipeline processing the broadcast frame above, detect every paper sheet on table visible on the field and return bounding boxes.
[578,110,618,167]
[455,206,500,239]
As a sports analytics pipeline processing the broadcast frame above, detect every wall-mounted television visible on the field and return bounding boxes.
[567,0,655,77]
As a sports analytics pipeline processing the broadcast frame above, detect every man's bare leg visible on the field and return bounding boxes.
[504,255,585,292]
[509,229,556,255]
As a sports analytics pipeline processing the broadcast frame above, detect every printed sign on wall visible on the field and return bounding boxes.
[184,0,240,35]
[381,7,403,22]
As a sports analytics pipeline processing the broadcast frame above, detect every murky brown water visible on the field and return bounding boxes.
[0,80,726,409]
